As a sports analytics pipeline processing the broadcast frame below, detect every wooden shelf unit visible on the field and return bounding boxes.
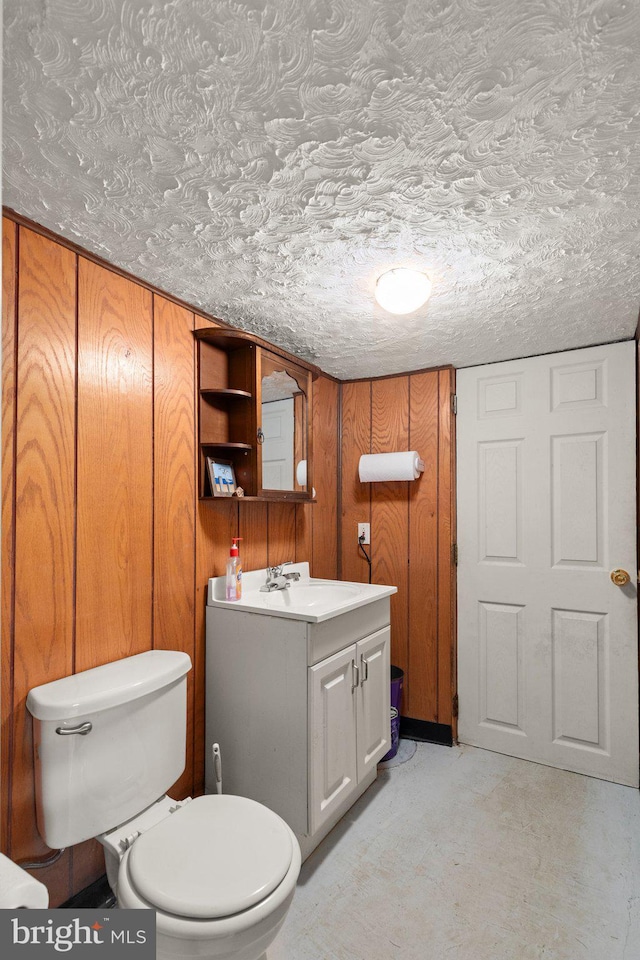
[194,327,320,501]
[197,331,257,497]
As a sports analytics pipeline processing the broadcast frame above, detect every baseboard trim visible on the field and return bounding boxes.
[60,874,115,909]
[400,716,453,746]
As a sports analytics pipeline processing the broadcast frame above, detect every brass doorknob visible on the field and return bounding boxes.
[610,568,630,586]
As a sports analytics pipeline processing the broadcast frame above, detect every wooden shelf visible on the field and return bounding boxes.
[193,328,259,352]
[194,326,321,379]
[199,495,317,503]
[200,388,252,400]
[201,441,253,451]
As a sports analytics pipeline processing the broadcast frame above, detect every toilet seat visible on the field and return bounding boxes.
[126,795,294,920]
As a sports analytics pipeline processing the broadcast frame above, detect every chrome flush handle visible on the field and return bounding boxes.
[55,721,92,736]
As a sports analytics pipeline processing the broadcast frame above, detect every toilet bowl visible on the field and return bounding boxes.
[100,794,300,960]
[26,651,301,960]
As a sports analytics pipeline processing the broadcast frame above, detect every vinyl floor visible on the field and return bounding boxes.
[269,741,640,960]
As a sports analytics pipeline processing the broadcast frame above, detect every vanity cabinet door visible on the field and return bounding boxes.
[356,627,391,782]
[308,645,358,835]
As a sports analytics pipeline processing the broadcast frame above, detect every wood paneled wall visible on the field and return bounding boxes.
[340,369,456,727]
[2,211,453,907]
[1,216,339,905]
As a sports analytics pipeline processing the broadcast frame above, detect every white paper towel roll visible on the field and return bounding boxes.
[358,451,425,482]
[0,853,49,908]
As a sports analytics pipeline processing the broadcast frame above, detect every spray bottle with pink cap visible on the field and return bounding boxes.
[225,537,243,601]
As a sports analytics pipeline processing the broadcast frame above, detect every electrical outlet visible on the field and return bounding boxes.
[358,523,370,545]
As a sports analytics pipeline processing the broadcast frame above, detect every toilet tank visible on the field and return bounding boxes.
[26,651,192,850]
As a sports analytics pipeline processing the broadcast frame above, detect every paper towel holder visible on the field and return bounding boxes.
[358,451,425,483]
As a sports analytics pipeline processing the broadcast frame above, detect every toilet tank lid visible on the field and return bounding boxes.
[26,651,192,721]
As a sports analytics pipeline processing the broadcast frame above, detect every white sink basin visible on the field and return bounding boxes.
[207,563,396,622]
[262,581,361,609]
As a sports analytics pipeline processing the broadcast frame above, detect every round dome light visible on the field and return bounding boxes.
[375,268,432,315]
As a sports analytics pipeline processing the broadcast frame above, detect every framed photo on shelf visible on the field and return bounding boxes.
[206,457,237,497]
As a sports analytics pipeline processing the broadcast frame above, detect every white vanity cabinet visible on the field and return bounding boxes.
[309,627,390,835]
[205,565,395,860]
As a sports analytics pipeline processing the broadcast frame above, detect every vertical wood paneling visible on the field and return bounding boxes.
[70,843,105,897]
[437,369,456,725]
[76,260,153,670]
[267,502,297,566]
[239,502,268,572]
[0,216,342,905]
[1,218,17,854]
[12,228,76,900]
[341,380,371,581]
[408,371,440,721]
[312,377,339,579]
[153,296,196,798]
[194,498,239,793]
[196,501,240,584]
[296,503,312,566]
[339,368,456,728]
[371,377,410,681]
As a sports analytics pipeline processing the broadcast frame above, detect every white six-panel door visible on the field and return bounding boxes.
[457,342,638,786]
[261,398,294,489]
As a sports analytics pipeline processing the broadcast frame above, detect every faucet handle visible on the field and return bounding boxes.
[268,561,293,577]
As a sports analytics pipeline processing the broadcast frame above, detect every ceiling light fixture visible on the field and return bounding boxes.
[375,268,432,315]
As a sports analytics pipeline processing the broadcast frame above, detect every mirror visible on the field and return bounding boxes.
[260,361,308,493]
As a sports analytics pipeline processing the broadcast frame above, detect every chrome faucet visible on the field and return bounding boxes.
[260,562,301,592]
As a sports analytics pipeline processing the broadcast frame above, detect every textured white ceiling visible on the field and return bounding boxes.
[4,0,640,378]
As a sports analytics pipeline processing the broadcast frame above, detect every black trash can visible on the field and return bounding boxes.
[381,666,404,761]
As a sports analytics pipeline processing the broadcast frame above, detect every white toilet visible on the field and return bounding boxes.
[26,650,301,960]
